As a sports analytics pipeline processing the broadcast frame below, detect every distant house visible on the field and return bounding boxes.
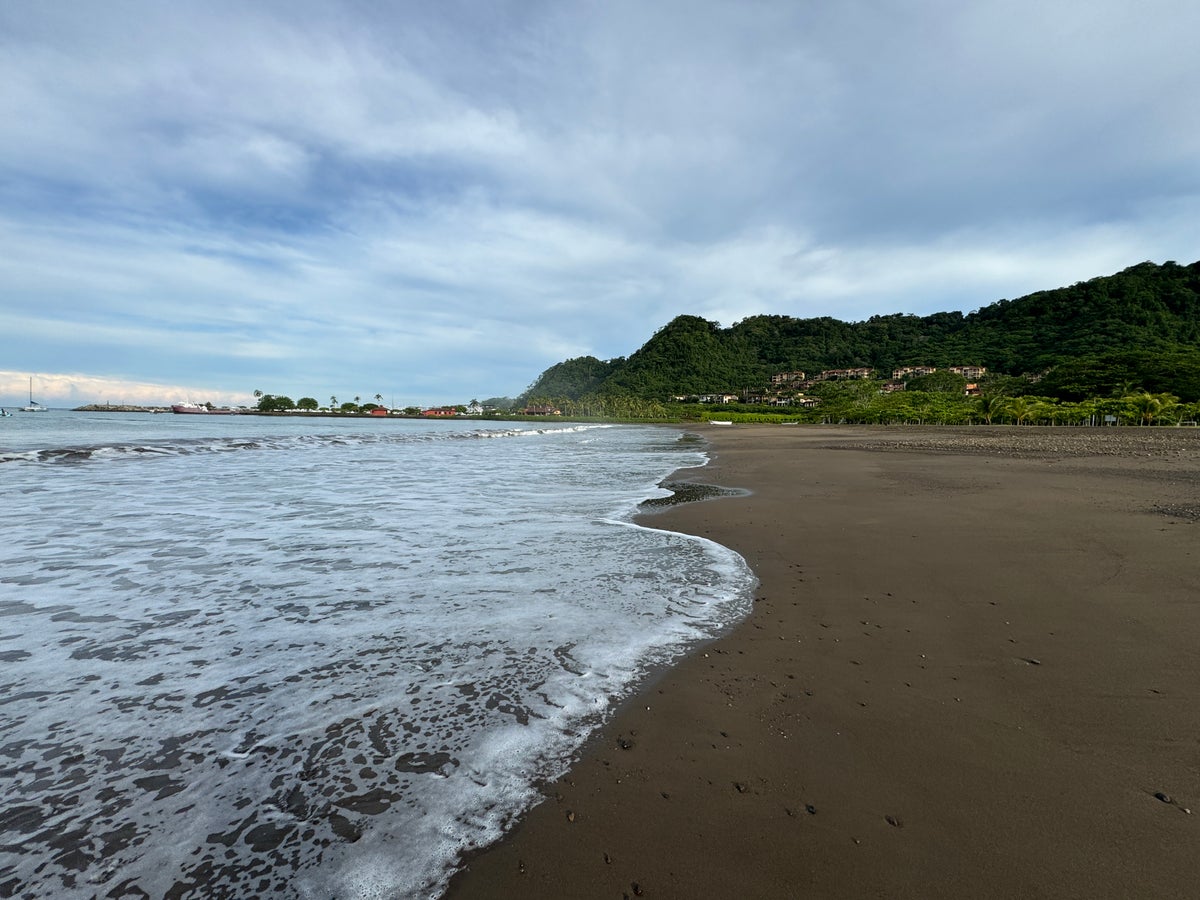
[882,380,906,393]
[893,365,938,379]
[369,408,389,416]
[950,365,988,380]
[819,367,874,381]
[770,371,807,385]
[522,404,561,416]
[422,407,457,417]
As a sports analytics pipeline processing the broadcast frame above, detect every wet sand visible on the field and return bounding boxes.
[449,425,1200,899]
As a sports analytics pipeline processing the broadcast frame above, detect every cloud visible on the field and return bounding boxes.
[2,1,1197,407]
[0,370,246,409]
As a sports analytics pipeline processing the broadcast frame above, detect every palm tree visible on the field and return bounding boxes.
[977,394,1005,425]
[1005,397,1034,425]
[375,393,384,408]
[330,395,338,412]
[1127,392,1177,426]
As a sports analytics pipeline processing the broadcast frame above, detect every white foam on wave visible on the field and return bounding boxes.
[0,419,754,899]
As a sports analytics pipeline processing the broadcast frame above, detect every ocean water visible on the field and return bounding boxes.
[0,412,754,899]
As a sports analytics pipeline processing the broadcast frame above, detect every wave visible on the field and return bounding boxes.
[0,423,616,466]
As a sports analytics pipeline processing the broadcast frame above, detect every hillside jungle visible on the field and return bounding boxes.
[519,260,1200,425]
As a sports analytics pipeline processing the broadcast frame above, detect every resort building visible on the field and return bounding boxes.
[818,367,874,380]
[893,365,939,379]
[949,365,988,379]
[770,371,807,386]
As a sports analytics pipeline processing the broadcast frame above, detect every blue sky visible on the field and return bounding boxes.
[2,0,1198,408]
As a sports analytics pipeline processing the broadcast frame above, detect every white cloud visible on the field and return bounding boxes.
[1,1,1197,407]
[0,370,247,409]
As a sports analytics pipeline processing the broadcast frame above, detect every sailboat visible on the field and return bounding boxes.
[20,377,48,412]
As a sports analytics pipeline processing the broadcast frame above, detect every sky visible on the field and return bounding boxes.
[2,1,1198,409]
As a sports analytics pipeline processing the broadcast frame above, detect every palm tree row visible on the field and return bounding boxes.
[781,391,1197,426]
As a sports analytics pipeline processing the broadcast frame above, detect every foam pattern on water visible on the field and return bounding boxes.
[0,418,753,899]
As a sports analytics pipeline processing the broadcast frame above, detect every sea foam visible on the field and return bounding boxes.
[0,414,753,898]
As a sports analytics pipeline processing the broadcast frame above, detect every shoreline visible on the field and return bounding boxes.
[449,424,1200,899]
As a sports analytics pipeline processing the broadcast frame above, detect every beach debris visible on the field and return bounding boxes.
[1153,791,1191,812]
[604,852,613,864]
[734,781,748,793]
[518,859,526,875]
[631,882,644,896]
[1019,657,1042,666]
[805,804,817,815]
[617,737,634,750]
[566,810,575,823]
[885,814,904,828]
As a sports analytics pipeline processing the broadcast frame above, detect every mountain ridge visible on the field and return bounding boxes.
[524,259,1200,402]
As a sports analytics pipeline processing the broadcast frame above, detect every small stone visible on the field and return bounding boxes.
[1154,791,1173,804]
[885,814,903,828]
[805,804,817,815]
[566,810,575,822]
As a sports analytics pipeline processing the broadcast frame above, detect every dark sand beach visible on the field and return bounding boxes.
[449,425,1200,899]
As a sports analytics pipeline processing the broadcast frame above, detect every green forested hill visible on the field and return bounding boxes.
[523,259,1200,401]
